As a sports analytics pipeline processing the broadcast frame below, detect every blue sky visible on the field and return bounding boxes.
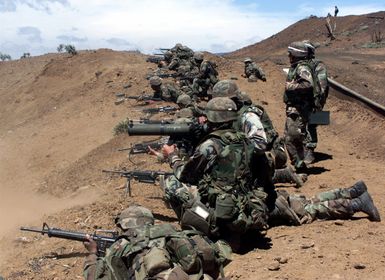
[1,0,384,59]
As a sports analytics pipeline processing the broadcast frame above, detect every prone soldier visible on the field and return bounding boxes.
[242,57,266,82]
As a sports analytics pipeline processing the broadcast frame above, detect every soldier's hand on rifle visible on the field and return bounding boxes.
[83,235,98,254]
[198,116,207,124]
[148,146,162,157]
[162,144,177,158]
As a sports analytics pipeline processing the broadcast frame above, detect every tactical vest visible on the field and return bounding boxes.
[197,130,269,234]
[232,105,278,149]
[284,61,314,106]
[308,59,329,109]
[99,224,232,280]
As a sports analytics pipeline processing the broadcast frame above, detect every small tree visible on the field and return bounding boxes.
[20,52,31,59]
[57,44,65,52]
[64,44,77,55]
[0,52,12,61]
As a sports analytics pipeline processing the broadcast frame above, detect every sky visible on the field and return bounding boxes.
[1,0,385,59]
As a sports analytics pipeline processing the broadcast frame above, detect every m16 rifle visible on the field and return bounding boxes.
[114,93,163,105]
[146,72,180,80]
[142,106,178,116]
[20,223,118,257]
[117,137,169,163]
[102,169,173,197]
[146,56,164,64]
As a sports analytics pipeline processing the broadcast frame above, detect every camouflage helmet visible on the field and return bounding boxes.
[115,205,154,230]
[149,75,162,86]
[205,97,238,123]
[212,80,240,99]
[176,108,194,119]
[302,40,316,58]
[164,51,173,60]
[238,91,252,104]
[244,57,252,63]
[176,94,192,107]
[193,52,204,61]
[287,41,308,58]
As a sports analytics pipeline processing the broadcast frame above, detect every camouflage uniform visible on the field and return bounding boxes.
[269,181,381,226]
[244,58,266,82]
[303,41,329,160]
[163,98,270,251]
[212,80,306,188]
[83,206,232,280]
[149,76,182,102]
[192,53,219,98]
[283,41,315,170]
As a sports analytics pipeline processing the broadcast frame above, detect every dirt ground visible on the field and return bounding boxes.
[1,12,385,280]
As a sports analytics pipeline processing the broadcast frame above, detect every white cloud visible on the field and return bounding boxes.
[0,0,293,58]
[1,0,384,59]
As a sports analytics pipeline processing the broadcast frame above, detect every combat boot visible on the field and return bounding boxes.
[269,195,301,226]
[346,180,367,198]
[351,191,381,222]
[272,166,308,188]
[304,147,315,165]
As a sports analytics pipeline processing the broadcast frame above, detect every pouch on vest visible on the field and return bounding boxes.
[143,246,172,277]
[166,237,200,274]
[215,193,237,220]
[153,266,190,280]
[215,239,232,266]
[190,235,217,277]
[181,201,211,236]
[107,255,130,280]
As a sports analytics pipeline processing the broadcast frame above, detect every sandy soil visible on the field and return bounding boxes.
[0,12,385,280]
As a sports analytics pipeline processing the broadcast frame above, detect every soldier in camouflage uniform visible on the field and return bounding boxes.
[176,94,205,118]
[83,205,232,280]
[158,51,173,69]
[283,41,316,171]
[149,76,182,102]
[191,52,219,99]
[302,41,330,164]
[160,97,271,251]
[211,80,307,188]
[269,180,381,226]
[242,57,267,82]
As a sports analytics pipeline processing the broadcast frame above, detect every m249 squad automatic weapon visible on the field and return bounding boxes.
[102,169,173,197]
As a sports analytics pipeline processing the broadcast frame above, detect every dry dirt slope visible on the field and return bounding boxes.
[229,11,385,59]
[0,17,385,279]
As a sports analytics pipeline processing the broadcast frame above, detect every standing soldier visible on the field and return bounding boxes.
[303,41,329,164]
[334,6,339,17]
[242,57,267,82]
[283,41,315,171]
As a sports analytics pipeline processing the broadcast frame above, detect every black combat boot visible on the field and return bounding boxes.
[351,191,381,222]
[272,166,308,188]
[304,147,315,165]
[347,180,367,198]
